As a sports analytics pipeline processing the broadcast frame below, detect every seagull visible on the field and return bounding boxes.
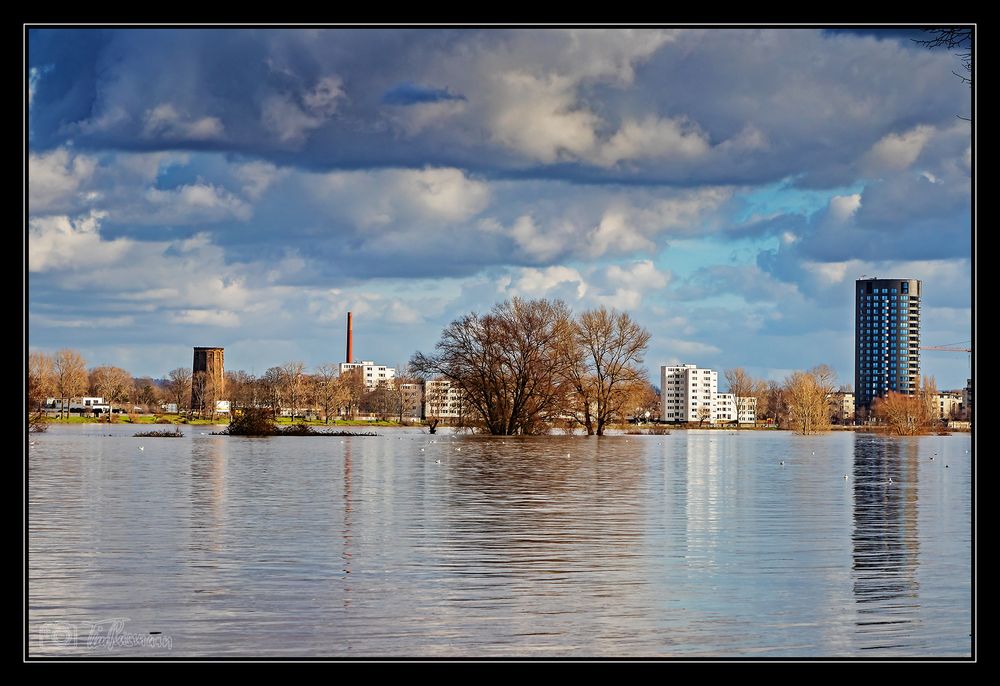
[138,446,144,451]
[888,477,893,484]
[844,474,849,479]
[779,461,784,466]
[930,457,934,461]
[435,460,441,464]
[945,465,950,468]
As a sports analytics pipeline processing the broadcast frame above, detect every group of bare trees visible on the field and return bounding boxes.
[723,365,839,434]
[871,377,940,435]
[222,363,413,422]
[28,349,167,419]
[411,298,653,436]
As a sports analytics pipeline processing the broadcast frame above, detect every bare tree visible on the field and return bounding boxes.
[133,377,161,414]
[724,367,754,429]
[872,377,938,435]
[28,351,55,413]
[90,365,132,417]
[782,365,837,435]
[411,297,573,435]
[281,361,306,419]
[563,307,651,436]
[166,368,192,414]
[697,405,712,428]
[915,28,972,87]
[53,349,88,419]
[313,364,339,423]
[339,367,365,420]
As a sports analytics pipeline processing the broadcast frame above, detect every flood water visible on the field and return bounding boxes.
[27,425,973,658]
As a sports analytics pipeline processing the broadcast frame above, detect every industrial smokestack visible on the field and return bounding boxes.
[347,311,353,363]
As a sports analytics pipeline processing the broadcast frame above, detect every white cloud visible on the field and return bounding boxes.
[233,161,288,200]
[29,148,98,212]
[171,309,241,327]
[141,183,252,223]
[502,265,588,300]
[28,210,124,272]
[302,76,345,117]
[142,103,224,141]
[606,260,670,290]
[828,193,861,223]
[261,75,344,145]
[594,116,710,167]
[310,167,491,227]
[384,99,468,136]
[865,125,935,171]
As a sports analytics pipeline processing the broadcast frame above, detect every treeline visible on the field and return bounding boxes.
[28,350,164,418]
[722,365,841,434]
[411,298,657,436]
[26,349,420,423]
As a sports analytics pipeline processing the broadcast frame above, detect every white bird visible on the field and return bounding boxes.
[138,446,144,451]
[888,477,893,484]
[779,461,784,466]
[435,460,441,464]
[844,475,849,479]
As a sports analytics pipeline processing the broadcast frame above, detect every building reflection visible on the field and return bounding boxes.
[851,434,920,648]
[190,437,228,554]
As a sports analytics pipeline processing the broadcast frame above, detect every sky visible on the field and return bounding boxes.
[26,27,974,389]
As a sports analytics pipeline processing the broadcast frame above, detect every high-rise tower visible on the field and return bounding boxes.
[855,278,920,411]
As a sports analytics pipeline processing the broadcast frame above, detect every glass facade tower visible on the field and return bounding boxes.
[855,278,921,411]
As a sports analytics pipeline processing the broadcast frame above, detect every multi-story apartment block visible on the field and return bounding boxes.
[827,391,856,424]
[399,382,424,421]
[933,391,965,421]
[715,393,757,424]
[855,278,921,411]
[661,364,718,423]
[424,379,465,420]
[339,360,396,390]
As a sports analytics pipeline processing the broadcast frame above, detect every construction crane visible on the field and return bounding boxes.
[920,346,972,352]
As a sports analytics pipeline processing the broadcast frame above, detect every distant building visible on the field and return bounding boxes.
[932,391,964,421]
[737,396,757,425]
[424,379,464,420]
[339,361,396,390]
[828,391,856,425]
[192,346,225,413]
[399,382,424,421]
[661,364,718,423]
[855,278,921,412]
[45,396,110,413]
[715,393,756,424]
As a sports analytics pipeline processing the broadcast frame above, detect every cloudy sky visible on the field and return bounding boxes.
[27,28,973,389]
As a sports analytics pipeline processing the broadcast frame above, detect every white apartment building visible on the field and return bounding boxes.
[737,396,758,425]
[827,392,855,424]
[661,364,718,423]
[424,379,465,420]
[715,393,758,425]
[932,391,964,421]
[339,360,396,390]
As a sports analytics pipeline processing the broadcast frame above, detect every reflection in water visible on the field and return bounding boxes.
[28,425,971,657]
[852,435,921,652]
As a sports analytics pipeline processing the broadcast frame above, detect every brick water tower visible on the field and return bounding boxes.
[192,346,225,413]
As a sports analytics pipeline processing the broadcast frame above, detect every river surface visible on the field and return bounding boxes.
[27,425,973,658]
